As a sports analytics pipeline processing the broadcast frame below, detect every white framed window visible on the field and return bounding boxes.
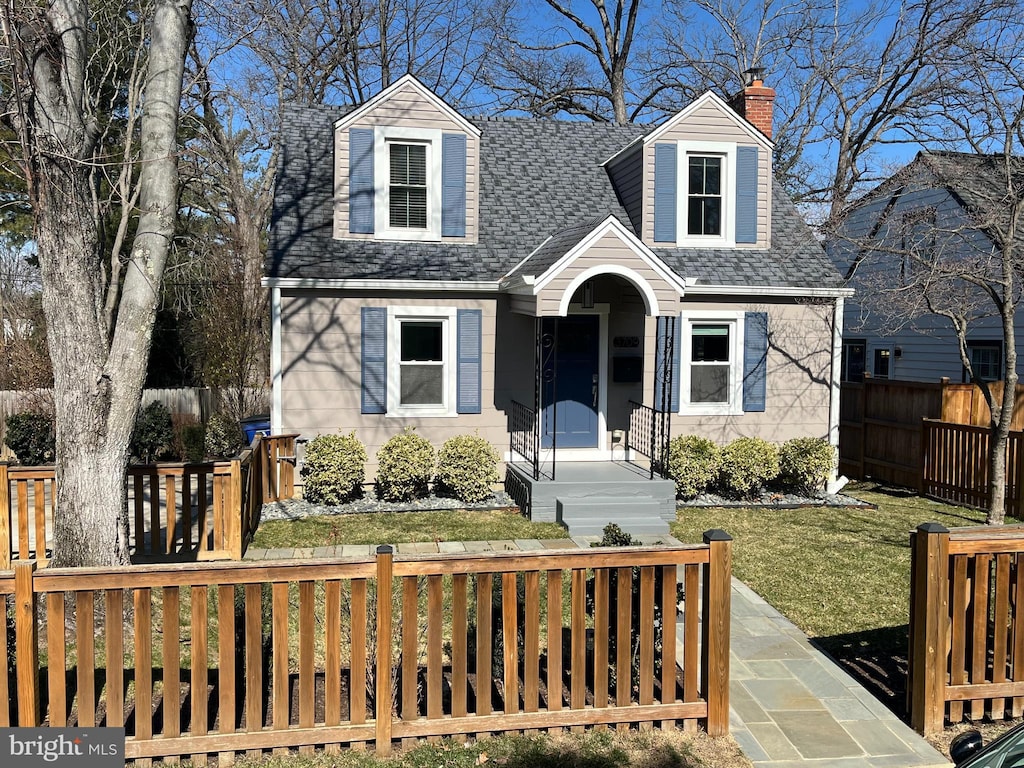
[679,311,744,415]
[677,141,736,247]
[386,306,457,416]
[374,127,443,240]
[388,143,428,229]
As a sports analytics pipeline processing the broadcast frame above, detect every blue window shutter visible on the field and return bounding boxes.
[442,133,467,237]
[361,307,387,413]
[735,146,759,244]
[743,311,768,412]
[457,309,482,413]
[349,128,375,234]
[654,315,681,412]
[653,143,677,243]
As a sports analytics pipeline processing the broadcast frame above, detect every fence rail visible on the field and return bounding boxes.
[0,433,298,568]
[1,533,733,760]
[909,523,1024,735]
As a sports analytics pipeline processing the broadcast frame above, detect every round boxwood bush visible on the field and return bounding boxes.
[205,412,243,458]
[667,435,722,500]
[131,401,174,463]
[436,434,500,503]
[3,411,55,465]
[719,436,780,498]
[376,429,435,502]
[301,431,366,504]
[779,436,834,495]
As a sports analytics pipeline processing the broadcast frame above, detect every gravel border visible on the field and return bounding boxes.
[262,486,869,522]
[261,490,517,522]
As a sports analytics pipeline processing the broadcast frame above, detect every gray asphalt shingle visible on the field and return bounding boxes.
[268,103,841,289]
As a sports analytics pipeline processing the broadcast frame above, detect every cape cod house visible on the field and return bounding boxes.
[265,73,849,533]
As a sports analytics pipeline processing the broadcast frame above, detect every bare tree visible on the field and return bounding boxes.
[2,0,194,565]
[650,0,1009,214]
[486,0,647,123]
[836,17,1024,524]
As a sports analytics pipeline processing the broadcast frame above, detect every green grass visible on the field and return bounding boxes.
[252,509,567,549]
[670,482,1006,709]
[671,483,991,640]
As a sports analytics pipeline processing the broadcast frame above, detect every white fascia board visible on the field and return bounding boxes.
[682,282,854,298]
[332,74,481,137]
[262,277,500,292]
[642,91,774,152]
[533,215,688,296]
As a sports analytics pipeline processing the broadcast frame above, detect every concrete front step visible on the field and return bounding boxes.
[556,498,671,537]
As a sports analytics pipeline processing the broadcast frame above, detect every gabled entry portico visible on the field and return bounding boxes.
[499,215,687,532]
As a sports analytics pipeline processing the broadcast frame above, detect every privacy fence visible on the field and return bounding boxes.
[1,534,733,761]
[909,522,1024,735]
[840,377,1024,513]
[0,433,298,568]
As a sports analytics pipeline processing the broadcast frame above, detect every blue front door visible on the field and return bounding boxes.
[542,315,600,448]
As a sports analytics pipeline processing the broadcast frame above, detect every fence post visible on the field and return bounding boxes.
[702,529,732,737]
[280,436,295,500]
[228,458,243,560]
[14,559,38,726]
[0,462,10,569]
[375,545,394,754]
[909,522,949,736]
[918,419,928,496]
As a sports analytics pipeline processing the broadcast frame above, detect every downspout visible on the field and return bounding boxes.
[270,286,282,434]
[827,295,847,494]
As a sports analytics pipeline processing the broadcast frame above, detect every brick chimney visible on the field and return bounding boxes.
[730,67,775,139]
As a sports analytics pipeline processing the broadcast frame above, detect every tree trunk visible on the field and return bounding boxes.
[23,0,194,567]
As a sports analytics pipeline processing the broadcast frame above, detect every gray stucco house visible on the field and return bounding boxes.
[265,74,848,531]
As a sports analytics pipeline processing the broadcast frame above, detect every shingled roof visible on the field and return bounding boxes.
[268,103,842,289]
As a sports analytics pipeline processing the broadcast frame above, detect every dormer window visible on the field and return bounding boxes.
[687,156,723,236]
[652,139,760,248]
[389,142,429,229]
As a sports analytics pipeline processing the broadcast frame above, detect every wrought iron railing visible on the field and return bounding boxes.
[510,399,540,480]
[628,400,671,480]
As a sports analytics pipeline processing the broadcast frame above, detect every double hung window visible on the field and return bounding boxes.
[687,157,723,236]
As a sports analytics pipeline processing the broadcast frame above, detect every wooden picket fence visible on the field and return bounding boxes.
[0,433,298,568]
[0,533,733,761]
[909,522,1024,735]
[921,420,1024,515]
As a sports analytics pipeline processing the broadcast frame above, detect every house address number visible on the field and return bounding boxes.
[613,336,640,348]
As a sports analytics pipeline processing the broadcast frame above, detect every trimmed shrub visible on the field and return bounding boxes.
[376,428,435,502]
[301,431,366,504]
[181,424,207,463]
[719,436,780,498]
[205,413,243,458]
[131,401,174,463]
[779,436,834,495]
[667,435,722,500]
[436,434,500,503]
[3,411,55,465]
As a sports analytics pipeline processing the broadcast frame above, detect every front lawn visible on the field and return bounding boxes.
[252,509,567,549]
[670,482,995,710]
